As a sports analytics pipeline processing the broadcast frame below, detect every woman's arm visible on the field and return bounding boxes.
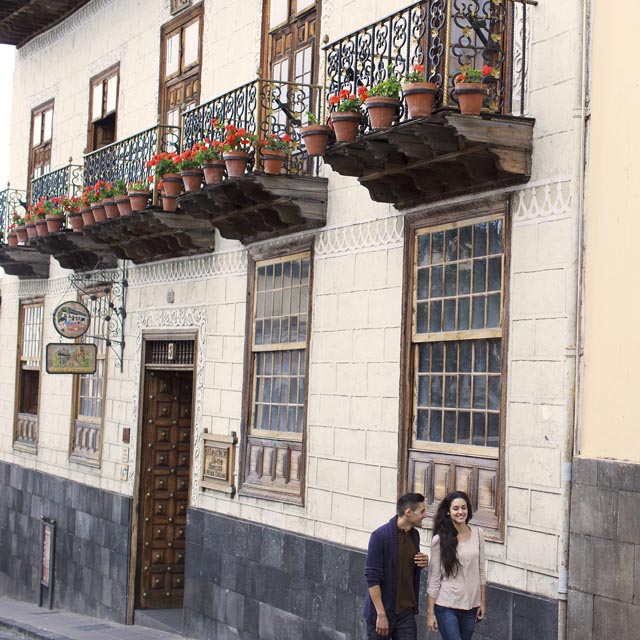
[426,536,441,633]
[477,528,486,621]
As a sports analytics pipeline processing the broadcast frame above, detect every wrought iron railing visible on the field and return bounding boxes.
[325,0,535,129]
[31,164,83,204]
[83,125,180,187]
[182,78,323,175]
[0,187,27,242]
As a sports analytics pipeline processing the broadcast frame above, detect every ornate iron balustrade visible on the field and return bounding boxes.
[83,125,180,187]
[325,0,534,129]
[30,164,83,204]
[0,187,27,242]
[182,78,323,176]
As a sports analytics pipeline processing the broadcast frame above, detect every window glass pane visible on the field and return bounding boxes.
[166,33,180,77]
[92,83,103,120]
[488,219,503,254]
[270,0,288,28]
[183,21,200,67]
[445,229,458,262]
[43,109,52,141]
[295,46,312,84]
[443,411,456,443]
[474,222,487,257]
[32,114,42,146]
[106,75,118,113]
[418,234,430,266]
[297,0,315,11]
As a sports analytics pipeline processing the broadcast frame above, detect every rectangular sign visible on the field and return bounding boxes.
[201,432,237,495]
[46,343,97,374]
[41,524,52,588]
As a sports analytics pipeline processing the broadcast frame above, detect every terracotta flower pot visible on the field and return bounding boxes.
[364,96,399,130]
[7,232,18,247]
[403,82,438,118]
[203,161,226,185]
[300,125,331,156]
[80,206,95,226]
[161,194,178,213]
[330,111,361,142]
[103,198,120,219]
[26,223,37,239]
[115,196,133,217]
[262,150,287,175]
[68,212,84,232]
[15,226,28,243]
[181,169,204,192]
[128,190,150,212]
[35,220,49,237]
[162,173,183,197]
[455,81,487,115]
[91,202,107,223]
[46,215,64,234]
[223,151,250,178]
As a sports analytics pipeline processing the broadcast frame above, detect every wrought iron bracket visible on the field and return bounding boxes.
[68,262,127,372]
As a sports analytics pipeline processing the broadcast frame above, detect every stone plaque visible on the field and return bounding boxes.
[201,432,237,495]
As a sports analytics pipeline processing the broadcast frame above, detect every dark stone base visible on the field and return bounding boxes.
[185,508,558,640]
[0,460,132,623]
[568,457,640,639]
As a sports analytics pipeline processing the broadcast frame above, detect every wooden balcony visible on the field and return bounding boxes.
[81,207,215,264]
[0,246,50,279]
[323,111,534,210]
[30,230,117,271]
[178,174,328,244]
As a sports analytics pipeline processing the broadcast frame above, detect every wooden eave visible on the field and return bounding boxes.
[81,208,215,265]
[323,110,535,210]
[0,1,90,48]
[30,231,117,271]
[177,174,328,244]
[0,246,50,279]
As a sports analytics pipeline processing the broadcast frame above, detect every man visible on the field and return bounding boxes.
[363,493,429,639]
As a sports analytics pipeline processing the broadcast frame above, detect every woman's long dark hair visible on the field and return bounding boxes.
[433,491,473,578]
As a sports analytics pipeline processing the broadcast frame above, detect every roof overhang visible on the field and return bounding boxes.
[0,0,90,48]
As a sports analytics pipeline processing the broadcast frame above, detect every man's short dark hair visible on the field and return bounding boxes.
[396,492,425,516]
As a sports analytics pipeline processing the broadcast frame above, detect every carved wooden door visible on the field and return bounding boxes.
[137,369,193,609]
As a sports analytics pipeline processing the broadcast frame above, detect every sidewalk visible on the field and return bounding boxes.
[0,597,180,640]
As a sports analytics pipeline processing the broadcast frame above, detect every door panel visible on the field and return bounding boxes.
[137,369,193,609]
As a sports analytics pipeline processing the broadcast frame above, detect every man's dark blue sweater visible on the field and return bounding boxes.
[363,515,422,625]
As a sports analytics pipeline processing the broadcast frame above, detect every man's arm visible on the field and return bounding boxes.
[365,530,389,636]
[368,585,389,636]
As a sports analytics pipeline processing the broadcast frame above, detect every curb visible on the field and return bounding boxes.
[0,614,73,640]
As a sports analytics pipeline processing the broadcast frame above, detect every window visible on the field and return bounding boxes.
[29,101,53,183]
[240,247,312,503]
[70,293,109,464]
[403,207,508,537]
[14,301,44,449]
[160,5,203,127]
[87,64,119,151]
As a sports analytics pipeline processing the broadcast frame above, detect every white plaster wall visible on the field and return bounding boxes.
[0,0,586,602]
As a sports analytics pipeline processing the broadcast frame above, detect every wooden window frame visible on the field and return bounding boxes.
[158,2,204,126]
[239,238,314,505]
[86,63,120,153]
[13,298,44,452]
[399,200,511,541]
[27,99,54,187]
[68,292,110,466]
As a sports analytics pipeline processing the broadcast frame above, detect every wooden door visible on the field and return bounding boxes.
[137,369,193,609]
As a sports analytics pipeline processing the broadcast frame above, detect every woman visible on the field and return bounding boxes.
[426,491,486,640]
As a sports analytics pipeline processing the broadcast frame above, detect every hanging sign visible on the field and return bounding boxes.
[46,343,97,374]
[53,301,91,339]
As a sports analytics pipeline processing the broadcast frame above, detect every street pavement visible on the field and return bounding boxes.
[0,597,179,640]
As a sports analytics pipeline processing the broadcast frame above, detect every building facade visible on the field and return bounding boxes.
[0,1,586,639]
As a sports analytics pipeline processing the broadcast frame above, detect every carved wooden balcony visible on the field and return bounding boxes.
[0,245,50,279]
[30,230,117,271]
[81,207,215,264]
[323,110,535,210]
[178,174,328,243]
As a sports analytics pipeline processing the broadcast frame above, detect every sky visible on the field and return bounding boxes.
[0,44,16,188]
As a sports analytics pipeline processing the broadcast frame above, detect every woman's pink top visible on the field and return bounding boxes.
[427,525,486,610]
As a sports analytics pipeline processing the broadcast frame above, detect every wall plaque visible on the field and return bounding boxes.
[53,301,90,338]
[46,343,97,374]
[201,432,237,495]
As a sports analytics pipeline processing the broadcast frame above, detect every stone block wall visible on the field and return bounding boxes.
[0,460,132,623]
[184,508,558,640]
[568,457,640,639]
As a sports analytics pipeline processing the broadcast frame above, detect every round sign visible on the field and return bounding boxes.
[53,301,91,339]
